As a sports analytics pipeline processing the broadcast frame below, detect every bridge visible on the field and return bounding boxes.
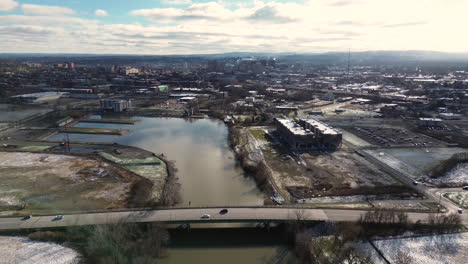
[0,207,444,231]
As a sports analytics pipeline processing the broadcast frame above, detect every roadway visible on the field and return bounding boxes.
[0,207,437,231]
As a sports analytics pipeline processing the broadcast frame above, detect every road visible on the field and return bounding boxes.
[0,207,439,231]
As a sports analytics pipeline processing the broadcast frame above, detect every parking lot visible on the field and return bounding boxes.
[347,126,446,147]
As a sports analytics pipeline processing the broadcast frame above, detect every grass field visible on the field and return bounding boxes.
[443,192,468,209]
[99,152,167,201]
[18,145,52,151]
[249,129,269,141]
[59,127,129,135]
[80,118,141,124]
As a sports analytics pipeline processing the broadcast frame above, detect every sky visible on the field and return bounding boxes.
[0,0,467,55]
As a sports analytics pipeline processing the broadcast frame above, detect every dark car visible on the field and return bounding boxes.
[21,215,32,221]
[219,209,228,215]
[463,186,468,190]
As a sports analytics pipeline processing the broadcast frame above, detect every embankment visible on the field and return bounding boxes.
[228,126,275,198]
[428,152,468,179]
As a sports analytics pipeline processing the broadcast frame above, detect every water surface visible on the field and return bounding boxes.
[51,117,264,206]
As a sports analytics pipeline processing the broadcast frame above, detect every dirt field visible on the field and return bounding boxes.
[288,151,411,199]
[250,129,412,200]
[0,152,150,214]
[0,236,80,264]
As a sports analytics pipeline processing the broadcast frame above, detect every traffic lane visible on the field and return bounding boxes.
[0,207,465,231]
[0,208,330,230]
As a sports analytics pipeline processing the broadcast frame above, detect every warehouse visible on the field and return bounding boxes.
[274,118,342,150]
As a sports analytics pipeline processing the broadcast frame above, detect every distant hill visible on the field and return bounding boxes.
[1,50,468,65]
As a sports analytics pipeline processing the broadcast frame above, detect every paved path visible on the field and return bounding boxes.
[0,207,438,231]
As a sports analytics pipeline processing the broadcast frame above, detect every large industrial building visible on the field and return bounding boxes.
[100,99,132,112]
[274,118,342,150]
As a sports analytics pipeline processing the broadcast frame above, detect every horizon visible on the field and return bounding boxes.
[1,0,467,54]
[2,50,468,57]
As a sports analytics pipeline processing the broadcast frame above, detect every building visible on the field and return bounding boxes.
[125,67,140,75]
[418,118,443,127]
[179,96,198,103]
[100,99,132,112]
[274,118,342,150]
[439,113,461,120]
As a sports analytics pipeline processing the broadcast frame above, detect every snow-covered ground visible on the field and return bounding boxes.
[0,152,76,167]
[372,232,468,264]
[0,236,80,264]
[444,192,468,209]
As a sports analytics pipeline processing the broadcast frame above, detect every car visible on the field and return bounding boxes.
[21,215,32,221]
[201,214,211,219]
[412,180,419,185]
[219,209,228,215]
[463,186,468,190]
[458,208,463,214]
[52,215,64,221]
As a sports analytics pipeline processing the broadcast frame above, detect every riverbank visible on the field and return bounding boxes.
[228,126,276,204]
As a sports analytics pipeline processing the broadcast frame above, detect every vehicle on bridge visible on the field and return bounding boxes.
[21,215,32,221]
[201,214,211,219]
[52,215,64,221]
[219,209,228,215]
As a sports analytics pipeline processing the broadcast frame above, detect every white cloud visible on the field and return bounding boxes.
[0,0,18,12]
[0,14,97,25]
[1,0,468,54]
[161,0,192,5]
[95,9,108,16]
[21,4,75,16]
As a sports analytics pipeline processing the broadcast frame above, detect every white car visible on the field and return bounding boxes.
[201,214,211,219]
[53,215,64,221]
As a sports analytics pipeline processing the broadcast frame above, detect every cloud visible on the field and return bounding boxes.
[381,21,427,28]
[130,2,231,23]
[327,0,362,7]
[0,0,18,11]
[21,4,75,16]
[95,9,108,16]
[161,0,192,5]
[0,15,97,25]
[245,5,298,23]
[1,0,468,54]
[0,25,57,35]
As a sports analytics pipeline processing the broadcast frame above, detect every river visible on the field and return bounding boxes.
[49,117,293,263]
[51,117,264,206]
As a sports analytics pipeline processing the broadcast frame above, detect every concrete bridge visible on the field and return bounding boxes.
[0,207,444,231]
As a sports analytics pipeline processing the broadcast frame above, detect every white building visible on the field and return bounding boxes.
[100,99,132,112]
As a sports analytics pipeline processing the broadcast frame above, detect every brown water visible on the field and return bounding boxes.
[51,117,264,206]
[50,117,293,263]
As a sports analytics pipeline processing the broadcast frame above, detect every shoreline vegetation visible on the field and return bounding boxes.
[228,126,275,202]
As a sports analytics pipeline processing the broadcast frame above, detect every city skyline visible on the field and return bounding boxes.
[0,0,467,54]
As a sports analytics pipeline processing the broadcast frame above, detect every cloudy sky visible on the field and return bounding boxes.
[0,0,467,54]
